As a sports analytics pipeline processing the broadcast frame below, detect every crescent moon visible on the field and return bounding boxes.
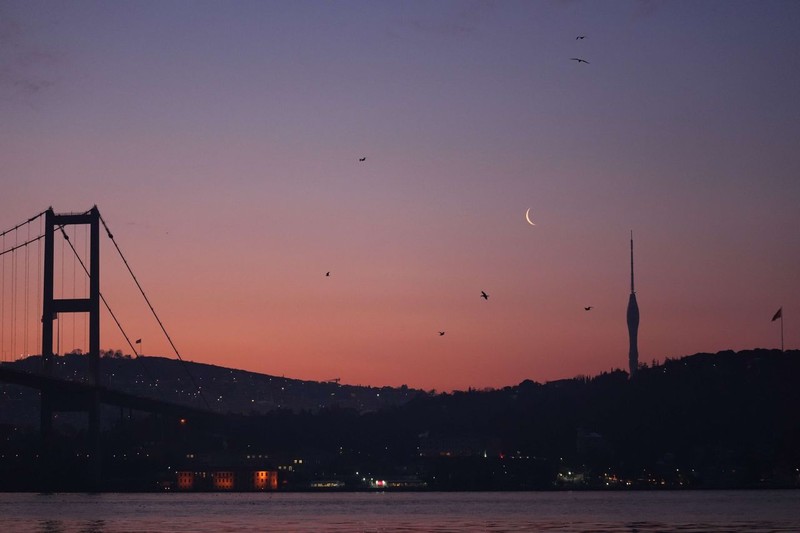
[524,208,536,226]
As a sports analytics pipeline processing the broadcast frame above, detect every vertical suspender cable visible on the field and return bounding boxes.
[1,233,5,361]
[58,232,63,355]
[0,210,48,359]
[11,230,16,359]
[72,226,76,352]
[84,224,88,350]
[59,231,63,301]
[37,217,42,355]
[24,223,30,356]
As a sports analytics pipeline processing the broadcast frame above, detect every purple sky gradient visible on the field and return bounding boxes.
[1,1,799,390]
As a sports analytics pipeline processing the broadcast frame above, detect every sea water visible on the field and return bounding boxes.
[1,490,799,532]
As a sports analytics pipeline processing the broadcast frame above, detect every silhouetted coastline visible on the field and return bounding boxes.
[1,348,798,491]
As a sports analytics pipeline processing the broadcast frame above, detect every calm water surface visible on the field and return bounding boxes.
[1,490,799,532]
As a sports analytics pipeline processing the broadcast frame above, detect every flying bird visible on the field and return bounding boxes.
[584,306,593,311]
[358,157,366,162]
[438,331,445,336]
[481,291,489,300]
[570,58,589,64]
[576,35,586,40]
[325,272,330,277]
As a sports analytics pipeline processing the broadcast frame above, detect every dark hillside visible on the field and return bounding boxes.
[1,348,798,490]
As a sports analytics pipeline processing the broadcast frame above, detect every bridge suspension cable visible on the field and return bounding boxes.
[0,209,48,240]
[2,207,211,410]
[0,234,45,258]
[55,222,159,389]
[1,208,179,401]
[0,210,47,361]
[97,212,210,410]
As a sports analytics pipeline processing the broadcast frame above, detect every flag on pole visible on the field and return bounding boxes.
[771,308,782,322]
[135,339,142,344]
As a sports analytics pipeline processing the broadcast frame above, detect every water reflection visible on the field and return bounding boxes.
[38,520,64,533]
[36,518,107,533]
[1,491,797,533]
[78,520,106,533]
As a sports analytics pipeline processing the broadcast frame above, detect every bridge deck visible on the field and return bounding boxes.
[0,364,220,422]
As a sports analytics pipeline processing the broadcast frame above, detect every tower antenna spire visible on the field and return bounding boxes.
[630,230,635,294]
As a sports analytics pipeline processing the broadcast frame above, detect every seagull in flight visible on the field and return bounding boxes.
[576,35,586,40]
[584,306,593,311]
[570,58,589,64]
[358,157,366,162]
[438,331,445,336]
[481,291,489,300]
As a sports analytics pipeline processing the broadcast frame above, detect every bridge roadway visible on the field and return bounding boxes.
[0,364,221,423]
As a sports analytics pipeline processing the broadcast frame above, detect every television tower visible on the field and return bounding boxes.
[627,231,639,378]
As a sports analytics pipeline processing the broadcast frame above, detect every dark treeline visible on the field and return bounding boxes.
[1,348,799,490]
[221,348,800,489]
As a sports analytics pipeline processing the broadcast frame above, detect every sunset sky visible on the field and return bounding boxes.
[1,1,799,391]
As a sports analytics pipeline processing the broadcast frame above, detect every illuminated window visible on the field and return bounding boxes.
[177,471,194,490]
[213,471,235,490]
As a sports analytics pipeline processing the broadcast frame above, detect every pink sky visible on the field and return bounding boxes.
[1,1,799,391]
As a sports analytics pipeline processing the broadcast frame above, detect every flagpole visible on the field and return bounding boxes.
[772,307,784,351]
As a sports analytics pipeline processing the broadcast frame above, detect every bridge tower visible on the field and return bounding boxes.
[40,207,101,486]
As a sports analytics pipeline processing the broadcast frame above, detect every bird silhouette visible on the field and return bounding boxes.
[570,58,589,64]
[584,306,593,311]
[439,331,445,336]
[358,157,366,162]
[481,291,489,300]
[576,35,586,40]
[325,272,330,277]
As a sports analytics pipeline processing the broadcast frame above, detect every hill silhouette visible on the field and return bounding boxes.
[0,352,424,425]
[1,348,799,490]
[218,348,798,489]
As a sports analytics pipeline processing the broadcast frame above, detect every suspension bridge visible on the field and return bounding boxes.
[0,207,218,486]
